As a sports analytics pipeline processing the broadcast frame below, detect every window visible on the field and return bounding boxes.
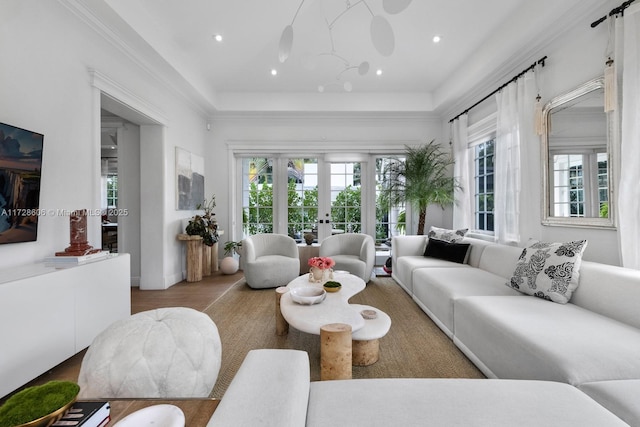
[235,152,405,246]
[551,151,608,218]
[375,156,406,244]
[287,158,318,242]
[330,162,361,234]
[474,139,495,232]
[242,157,274,235]
[106,174,118,208]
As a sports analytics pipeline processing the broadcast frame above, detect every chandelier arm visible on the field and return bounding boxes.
[327,0,369,28]
[290,0,307,25]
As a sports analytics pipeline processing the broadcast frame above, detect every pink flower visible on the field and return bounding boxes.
[308,256,335,269]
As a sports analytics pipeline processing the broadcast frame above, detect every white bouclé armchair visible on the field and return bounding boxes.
[319,233,375,282]
[242,233,300,289]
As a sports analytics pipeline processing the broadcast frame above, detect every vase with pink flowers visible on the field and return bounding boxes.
[308,256,335,283]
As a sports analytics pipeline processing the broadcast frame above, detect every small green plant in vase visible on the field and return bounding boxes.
[220,240,242,274]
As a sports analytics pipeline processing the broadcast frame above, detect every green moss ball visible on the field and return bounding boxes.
[0,381,79,427]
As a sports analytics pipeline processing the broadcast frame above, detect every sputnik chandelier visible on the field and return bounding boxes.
[278,0,413,92]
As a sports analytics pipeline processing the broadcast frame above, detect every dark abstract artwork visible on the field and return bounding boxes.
[176,147,204,210]
[0,122,44,244]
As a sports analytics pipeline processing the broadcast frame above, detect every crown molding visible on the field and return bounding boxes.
[91,69,168,125]
[57,0,215,116]
[438,0,606,121]
[212,110,440,124]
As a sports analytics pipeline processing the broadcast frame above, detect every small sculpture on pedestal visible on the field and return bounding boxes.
[55,209,102,256]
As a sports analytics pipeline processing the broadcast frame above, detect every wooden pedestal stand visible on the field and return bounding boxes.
[320,323,352,380]
[202,244,212,276]
[177,234,203,282]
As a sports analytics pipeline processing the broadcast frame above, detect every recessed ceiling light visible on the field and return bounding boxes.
[432,35,441,43]
[213,34,223,42]
[376,69,383,76]
[271,68,278,76]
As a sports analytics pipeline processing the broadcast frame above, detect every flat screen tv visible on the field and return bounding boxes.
[0,122,44,244]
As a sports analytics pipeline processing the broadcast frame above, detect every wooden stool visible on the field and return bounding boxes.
[320,323,352,380]
[350,304,391,366]
[275,287,289,336]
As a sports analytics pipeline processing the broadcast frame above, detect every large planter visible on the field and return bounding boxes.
[220,256,239,275]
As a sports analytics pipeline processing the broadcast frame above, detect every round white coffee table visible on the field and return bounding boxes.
[279,272,366,335]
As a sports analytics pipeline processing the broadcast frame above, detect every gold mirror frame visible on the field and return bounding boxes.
[541,77,616,228]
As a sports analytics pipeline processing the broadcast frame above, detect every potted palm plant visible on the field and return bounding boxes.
[382,141,460,235]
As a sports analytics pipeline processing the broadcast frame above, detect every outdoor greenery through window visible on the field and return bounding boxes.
[240,155,406,244]
[474,139,494,232]
[106,174,118,208]
[551,152,608,218]
[242,158,274,235]
[330,162,361,234]
[287,158,318,241]
[376,156,406,244]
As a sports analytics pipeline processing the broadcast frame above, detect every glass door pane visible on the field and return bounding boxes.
[287,158,319,242]
[375,156,405,244]
[242,157,274,236]
[329,162,361,234]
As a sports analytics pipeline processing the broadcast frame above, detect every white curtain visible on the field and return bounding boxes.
[618,4,640,269]
[452,114,471,230]
[494,71,537,245]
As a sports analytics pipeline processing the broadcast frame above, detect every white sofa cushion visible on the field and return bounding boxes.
[506,240,588,303]
[412,267,523,337]
[572,261,640,329]
[207,349,309,427]
[307,378,628,427]
[477,243,523,278]
[394,256,471,294]
[579,380,640,427]
[453,296,640,385]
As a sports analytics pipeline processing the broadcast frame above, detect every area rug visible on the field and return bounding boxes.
[204,277,484,398]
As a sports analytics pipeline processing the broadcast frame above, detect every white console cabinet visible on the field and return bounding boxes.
[0,254,131,398]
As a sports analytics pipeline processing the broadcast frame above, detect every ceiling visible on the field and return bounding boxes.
[95,0,605,115]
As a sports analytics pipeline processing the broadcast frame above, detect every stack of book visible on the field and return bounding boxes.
[51,401,110,427]
[43,251,110,266]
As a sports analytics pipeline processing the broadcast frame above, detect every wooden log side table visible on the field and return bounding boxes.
[177,234,203,282]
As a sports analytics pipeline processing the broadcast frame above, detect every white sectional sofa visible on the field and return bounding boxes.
[207,349,630,426]
[392,234,640,426]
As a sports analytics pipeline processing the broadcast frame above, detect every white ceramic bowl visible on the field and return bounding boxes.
[289,286,326,305]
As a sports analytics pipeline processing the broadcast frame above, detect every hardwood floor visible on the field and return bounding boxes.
[1,271,244,403]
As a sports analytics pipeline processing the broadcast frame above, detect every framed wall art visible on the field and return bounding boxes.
[0,121,44,244]
[175,147,204,210]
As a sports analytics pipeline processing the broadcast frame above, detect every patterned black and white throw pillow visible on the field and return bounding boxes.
[427,226,468,243]
[506,239,588,304]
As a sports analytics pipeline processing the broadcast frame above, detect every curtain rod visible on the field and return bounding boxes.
[591,0,637,28]
[448,56,547,123]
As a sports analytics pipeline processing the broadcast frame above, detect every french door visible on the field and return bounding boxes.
[240,156,363,242]
[238,153,406,245]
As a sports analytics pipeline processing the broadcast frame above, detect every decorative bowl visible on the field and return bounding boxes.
[323,281,342,293]
[290,286,326,305]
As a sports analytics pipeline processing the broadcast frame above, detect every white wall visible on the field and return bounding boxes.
[0,1,209,287]
[446,2,622,265]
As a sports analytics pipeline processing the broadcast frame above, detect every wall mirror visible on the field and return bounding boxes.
[541,77,615,228]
